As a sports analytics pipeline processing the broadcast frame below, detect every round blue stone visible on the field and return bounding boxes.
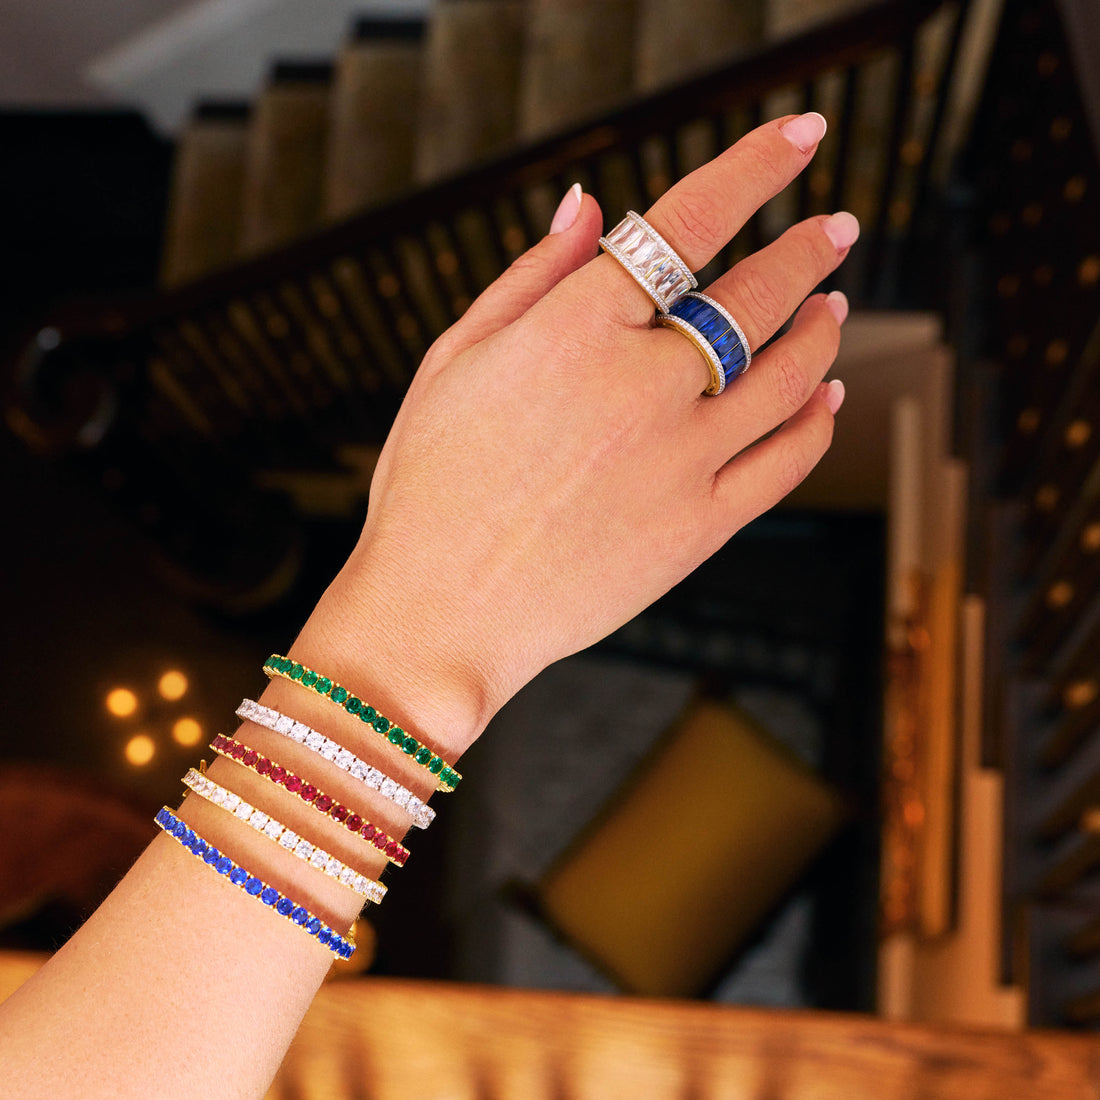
[245,877,263,896]
[342,942,354,959]
[183,829,197,848]
[155,809,170,827]
[191,838,207,856]
[317,929,332,946]
[292,907,308,925]
[260,886,279,906]
[276,898,294,917]
[172,821,187,839]
[306,918,322,935]
[329,937,343,955]
[229,865,247,884]
[204,847,220,865]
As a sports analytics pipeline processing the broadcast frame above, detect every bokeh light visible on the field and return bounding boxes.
[106,688,138,718]
[158,670,188,701]
[172,717,202,747]
[124,734,156,766]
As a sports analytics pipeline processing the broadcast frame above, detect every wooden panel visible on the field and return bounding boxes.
[266,976,1100,1099]
[4,952,1090,1097]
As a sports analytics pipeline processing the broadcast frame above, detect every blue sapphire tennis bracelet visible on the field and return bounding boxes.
[154,807,355,960]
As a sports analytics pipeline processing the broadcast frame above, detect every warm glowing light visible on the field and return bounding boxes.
[172,717,202,747]
[106,688,138,718]
[158,670,188,701]
[125,734,156,766]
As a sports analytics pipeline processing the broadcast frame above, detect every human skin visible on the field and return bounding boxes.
[0,113,855,1099]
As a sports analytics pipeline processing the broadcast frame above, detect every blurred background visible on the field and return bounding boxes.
[2,0,1100,1059]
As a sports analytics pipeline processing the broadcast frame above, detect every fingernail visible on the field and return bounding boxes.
[825,290,849,325]
[824,378,846,414]
[550,182,583,234]
[780,112,827,153]
[823,211,860,252]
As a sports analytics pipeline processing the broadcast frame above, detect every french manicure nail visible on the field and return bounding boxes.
[780,112,827,153]
[825,290,849,325]
[550,182,583,234]
[823,211,860,252]
[824,378,846,414]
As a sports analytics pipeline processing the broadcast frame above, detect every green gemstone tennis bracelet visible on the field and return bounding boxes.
[262,654,461,792]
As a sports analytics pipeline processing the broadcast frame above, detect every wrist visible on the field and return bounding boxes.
[281,564,498,764]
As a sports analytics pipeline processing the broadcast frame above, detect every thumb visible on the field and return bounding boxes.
[442,184,603,356]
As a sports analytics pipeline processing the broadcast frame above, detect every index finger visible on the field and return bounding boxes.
[598,113,828,325]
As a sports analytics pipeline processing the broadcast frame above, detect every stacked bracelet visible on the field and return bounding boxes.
[236,699,436,829]
[155,807,355,959]
[262,654,462,792]
[182,768,387,904]
[210,734,410,866]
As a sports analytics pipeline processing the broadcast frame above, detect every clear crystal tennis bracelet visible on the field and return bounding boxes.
[236,699,436,829]
[182,767,387,904]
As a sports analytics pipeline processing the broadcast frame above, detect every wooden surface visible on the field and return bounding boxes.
[268,976,1100,1100]
[2,953,1095,1098]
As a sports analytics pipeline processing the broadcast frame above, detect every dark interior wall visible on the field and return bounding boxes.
[0,110,170,344]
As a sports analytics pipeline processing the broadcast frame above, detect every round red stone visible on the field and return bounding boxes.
[372,833,388,851]
[315,794,333,812]
[361,823,376,840]
[232,743,247,760]
[331,805,349,823]
[243,750,259,767]
[385,841,400,858]
[346,814,362,831]
[270,766,287,784]
[256,758,272,775]
[213,735,228,750]
[284,775,302,793]
[301,784,317,802]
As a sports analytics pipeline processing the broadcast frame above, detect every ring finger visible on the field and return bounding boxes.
[658,210,859,401]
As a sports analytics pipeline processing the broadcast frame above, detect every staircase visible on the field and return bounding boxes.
[10,0,1100,1034]
[951,0,1100,1030]
[5,0,971,581]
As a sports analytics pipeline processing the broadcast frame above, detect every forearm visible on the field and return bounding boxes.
[0,571,481,1100]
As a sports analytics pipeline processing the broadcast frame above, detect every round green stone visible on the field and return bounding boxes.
[289,663,304,680]
[331,686,348,704]
[428,757,444,775]
[415,747,432,765]
[279,657,293,673]
[387,728,404,746]
[301,669,318,687]
[315,677,332,695]
[372,716,390,734]
[363,706,377,722]
[345,696,361,714]
[402,736,418,755]
[264,655,278,670]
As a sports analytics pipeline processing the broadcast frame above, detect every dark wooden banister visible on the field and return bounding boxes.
[9,0,951,349]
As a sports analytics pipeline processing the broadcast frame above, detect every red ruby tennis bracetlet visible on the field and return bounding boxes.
[210,734,410,866]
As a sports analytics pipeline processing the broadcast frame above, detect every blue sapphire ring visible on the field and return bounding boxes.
[599,211,697,312]
[657,291,752,396]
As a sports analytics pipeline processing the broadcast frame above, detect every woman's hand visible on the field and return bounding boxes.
[308,113,856,752]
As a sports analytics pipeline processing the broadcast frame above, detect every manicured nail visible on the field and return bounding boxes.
[824,378,846,414]
[823,211,860,252]
[780,112,827,153]
[550,182,583,234]
[825,290,849,324]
